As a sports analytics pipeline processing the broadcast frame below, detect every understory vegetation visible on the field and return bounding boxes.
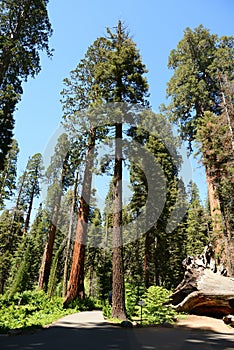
[0,286,178,333]
[0,0,233,329]
[0,290,99,333]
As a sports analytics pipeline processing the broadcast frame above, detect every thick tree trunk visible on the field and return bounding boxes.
[171,246,234,317]
[62,171,78,298]
[206,172,222,236]
[63,130,95,306]
[206,169,234,276]
[112,123,127,320]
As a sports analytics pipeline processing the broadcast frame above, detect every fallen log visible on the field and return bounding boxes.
[171,245,234,317]
[223,314,234,327]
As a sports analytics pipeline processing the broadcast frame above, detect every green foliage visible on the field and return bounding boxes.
[185,182,209,256]
[63,296,97,311]
[0,139,19,209]
[102,302,112,319]
[125,282,144,318]
[0,0,53,168]
[18,153,44,210]
[166,25,234,143]
[0,290,98,334]
[140,286,177,325]
[0,290,68,333]
[0,209,24,294]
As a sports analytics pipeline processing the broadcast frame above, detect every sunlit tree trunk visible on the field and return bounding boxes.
[64,129,95,306]
[112,122,127,320]
[62,171,78,297]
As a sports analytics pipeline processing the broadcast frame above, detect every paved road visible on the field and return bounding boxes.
[1,311,234,350]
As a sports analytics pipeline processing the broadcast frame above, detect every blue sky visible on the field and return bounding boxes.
[13,0,234,203]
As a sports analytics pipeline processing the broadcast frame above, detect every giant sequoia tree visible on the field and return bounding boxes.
[166,25,234,274]
[0,0,52,169]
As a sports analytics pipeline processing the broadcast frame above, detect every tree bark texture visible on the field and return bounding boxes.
[112,123,127,320]
[38,197,61,290]
[171,246,234,317]
[64,130,95,306]
[62,171,78,298]
[38,154,69,290]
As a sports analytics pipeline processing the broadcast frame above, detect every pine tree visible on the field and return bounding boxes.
[8,204,49,295]
[96,21,149,320]
[18,153,44,233]
[185,182,209,256]
[62,21,149,317]
[0,139,19,209]
[0,209,23,293]
[0,0,52,168]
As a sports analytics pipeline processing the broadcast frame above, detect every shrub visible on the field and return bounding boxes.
[102,302,112,319]
[125,282,144,318]
[140,286,177,325]
[0,290,72,333]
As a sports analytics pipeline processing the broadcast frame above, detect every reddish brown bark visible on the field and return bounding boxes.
[63,129,95,306]
[206,170,234,276]
[111,123,127,320]
[206,172,222,236]
[62,171,78,298]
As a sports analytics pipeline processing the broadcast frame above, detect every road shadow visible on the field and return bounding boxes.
[1,323,234,350]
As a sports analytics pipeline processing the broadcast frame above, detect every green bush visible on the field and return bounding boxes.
[140,286,177,325]
[66,296,97,311]
[102,302,112,318]
[125,282,144,318]
[0,290,75,334]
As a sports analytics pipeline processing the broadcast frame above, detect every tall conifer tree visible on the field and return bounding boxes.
[0,0,52,168]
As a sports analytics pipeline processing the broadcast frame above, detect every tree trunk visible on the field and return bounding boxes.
[112,122,127,320]
[38,194,62,290]
[0,278,5,295]
[0,163,9,206]
[62,171,78,297]
[206,169,234,276]
[24,181,36,234]
[206,172,222,236]
[38,152,69,291]
[63,129,95,306]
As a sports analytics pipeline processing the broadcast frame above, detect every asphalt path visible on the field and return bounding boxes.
[1,311,234,350]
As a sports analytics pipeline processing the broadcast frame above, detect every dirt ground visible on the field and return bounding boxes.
[176,314,234,334]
